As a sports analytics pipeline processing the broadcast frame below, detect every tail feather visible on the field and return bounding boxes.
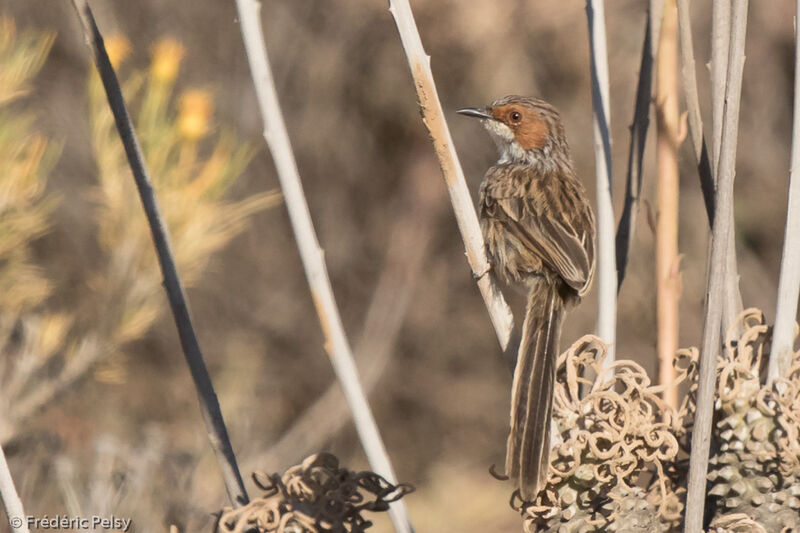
[505,279,563,501]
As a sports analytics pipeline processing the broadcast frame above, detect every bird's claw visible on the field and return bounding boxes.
[473,263,492,280]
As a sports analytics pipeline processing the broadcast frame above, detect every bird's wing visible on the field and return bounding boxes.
[483,166,595,295]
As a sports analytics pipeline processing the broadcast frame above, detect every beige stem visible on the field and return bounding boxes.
[655,0,680,410]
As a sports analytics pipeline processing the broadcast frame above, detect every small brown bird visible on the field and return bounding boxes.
[458,96,596,501]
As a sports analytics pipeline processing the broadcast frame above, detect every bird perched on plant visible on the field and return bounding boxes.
[458,96,596,501]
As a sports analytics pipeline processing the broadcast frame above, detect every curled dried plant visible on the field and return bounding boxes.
[522,336,685,532]
[517,310,800,531]
[704,309,800,531]
[217,453,414,533]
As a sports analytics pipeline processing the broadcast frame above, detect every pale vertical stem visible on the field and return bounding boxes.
[251,162,440,470]
[711,0,744,338]
[655,0,680,410]
[678,0,743,332]
[0,445,29,533]
[386,0,514,358]
[720,216,743,336]
[685,2,749,531]
[711,0,731,170]
[586,0,617,363]
[676,0,715,221]
[68,0,248,506]
[232,2,412,532]
[768,3,800,383]
[651,0,664,49]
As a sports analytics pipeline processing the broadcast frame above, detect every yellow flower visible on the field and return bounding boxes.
[178,89,213,140]
[104,35,131,68]
[150,38,185,83]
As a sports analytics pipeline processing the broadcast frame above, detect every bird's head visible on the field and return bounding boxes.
[458,95,570,169]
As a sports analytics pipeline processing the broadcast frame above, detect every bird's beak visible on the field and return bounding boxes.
[456,107,495,120]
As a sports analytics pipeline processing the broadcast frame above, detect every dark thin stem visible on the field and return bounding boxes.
[68,0,248,507]
[616,14,655,291]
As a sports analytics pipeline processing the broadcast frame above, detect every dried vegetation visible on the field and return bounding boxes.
[1,3,799,532]
[522,310,800,532]
[218,453,413,533]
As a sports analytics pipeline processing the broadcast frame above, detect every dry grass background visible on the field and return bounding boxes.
[0,1,797,531]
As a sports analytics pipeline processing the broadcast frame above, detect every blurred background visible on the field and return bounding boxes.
[0,0,796,531]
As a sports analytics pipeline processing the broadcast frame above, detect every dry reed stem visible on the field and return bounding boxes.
[232,2,413,532]
[585,0,618,364]
[711,0,731,171]
[676,0,743,334]
[711,0,744,342]
[655,0,680,410]
[249,159,440,470]
[651,0,665,47]
[0,444,28,533]
[68,0,248,507]
[685,1,749,530]
[675,0,715,222]
[386,0,514,359]
[616,9,657,291]
[768,0,800,382]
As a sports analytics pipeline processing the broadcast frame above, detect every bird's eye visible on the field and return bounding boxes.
[510,111,521,122]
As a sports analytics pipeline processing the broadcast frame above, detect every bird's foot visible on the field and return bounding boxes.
[472,262,492,280]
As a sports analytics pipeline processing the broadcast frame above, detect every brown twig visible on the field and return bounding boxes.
[232,2,412,532]
[685,1,749,530]
[585,0,618,364]
[386,0,515,360]
[768,0,800,383]
[655,0,681,410]
[68,0,248,507]
[616,11,657,291]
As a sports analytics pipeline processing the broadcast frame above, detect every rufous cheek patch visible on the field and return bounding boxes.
[516,119,549,150]
[491,105,549,150]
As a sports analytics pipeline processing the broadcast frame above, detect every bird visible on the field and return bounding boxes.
[458,96,596,501]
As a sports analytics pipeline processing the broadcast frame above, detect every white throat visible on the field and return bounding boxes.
[481,118,569,174]
[483,119,538,166]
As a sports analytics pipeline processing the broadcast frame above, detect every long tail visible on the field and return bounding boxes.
[505,278,564,501]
